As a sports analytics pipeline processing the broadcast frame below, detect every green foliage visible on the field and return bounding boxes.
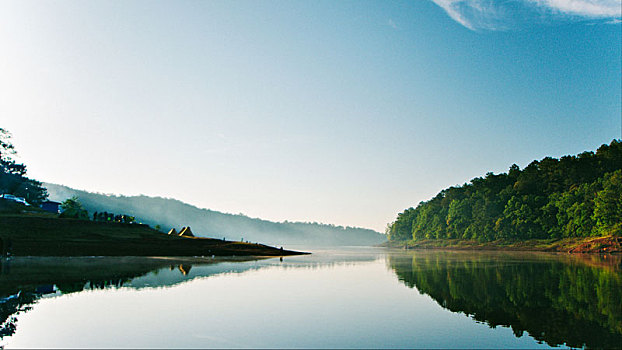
[594,170,622,236]
[389,207,416,241]
[389,140,622,242]
[446,199,471,238]
[0,128,48,205]
[59,196,89,220]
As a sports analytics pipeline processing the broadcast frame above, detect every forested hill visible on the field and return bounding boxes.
[388,140,622,242]
[44,183,386,246]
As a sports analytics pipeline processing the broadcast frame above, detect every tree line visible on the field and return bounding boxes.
[388,140,622,242]
[59,196,138,224]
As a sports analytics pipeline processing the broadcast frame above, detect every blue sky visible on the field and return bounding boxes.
[1,0,620,231]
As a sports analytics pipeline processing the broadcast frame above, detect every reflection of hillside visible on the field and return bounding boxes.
[0,250,379,340]
[0,256,263,339]
[387,251,622,349]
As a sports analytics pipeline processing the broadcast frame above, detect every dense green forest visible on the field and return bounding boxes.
[388,140,622,242]
[388,251,622,349]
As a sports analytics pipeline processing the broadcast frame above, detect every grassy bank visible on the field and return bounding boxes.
[383,235,622,254]
[0,214,307,257]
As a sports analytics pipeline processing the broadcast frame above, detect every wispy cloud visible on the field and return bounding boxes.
[432,0,475,30]
[431,0,622,30]
[431,0,514,30]
[533,0,622,17]
[388,18,398,29]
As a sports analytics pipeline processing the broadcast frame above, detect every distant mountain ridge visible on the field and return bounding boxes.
[44,183,386,246]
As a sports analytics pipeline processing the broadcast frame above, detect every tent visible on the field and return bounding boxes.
[179,226,195,237]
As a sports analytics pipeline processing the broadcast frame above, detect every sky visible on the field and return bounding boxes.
[1,0,620,232]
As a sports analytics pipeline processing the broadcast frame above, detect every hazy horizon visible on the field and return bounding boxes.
[43,181,388,246]
[42,181,382,230]
[2,0,620,231]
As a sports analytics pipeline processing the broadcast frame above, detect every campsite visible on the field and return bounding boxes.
[0,200,304,257]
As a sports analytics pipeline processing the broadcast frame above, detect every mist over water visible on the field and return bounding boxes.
[1,248,619,348]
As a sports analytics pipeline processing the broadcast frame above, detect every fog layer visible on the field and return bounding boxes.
[45,183,386,246]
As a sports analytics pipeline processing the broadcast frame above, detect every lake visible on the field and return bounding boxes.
[0,248,620,349]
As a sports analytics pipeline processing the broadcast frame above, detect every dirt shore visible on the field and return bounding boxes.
[382,235,621,254]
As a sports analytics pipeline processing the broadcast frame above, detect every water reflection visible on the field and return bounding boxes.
[0,249,381,341]
[0,256,265,339]
[2,250,619,348]
[387,251,622,349]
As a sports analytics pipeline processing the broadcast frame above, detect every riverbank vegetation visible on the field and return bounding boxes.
[388,140,622,247]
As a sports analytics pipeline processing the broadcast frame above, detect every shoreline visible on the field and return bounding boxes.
[0,214,309,257]
[380,235,622,254]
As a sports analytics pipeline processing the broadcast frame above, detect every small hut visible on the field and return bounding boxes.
[167,228,178,235]
[179,226,195,237]
[40,201,61,214]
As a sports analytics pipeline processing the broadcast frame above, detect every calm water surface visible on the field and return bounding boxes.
[0,248,620,349]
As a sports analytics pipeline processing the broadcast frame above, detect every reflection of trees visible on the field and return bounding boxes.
[0,257,198,340]
[0,277,133,340]
[0,253,378,341]
[388,252,622,349]
[0,290,35,339]
[0,256,276,340]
